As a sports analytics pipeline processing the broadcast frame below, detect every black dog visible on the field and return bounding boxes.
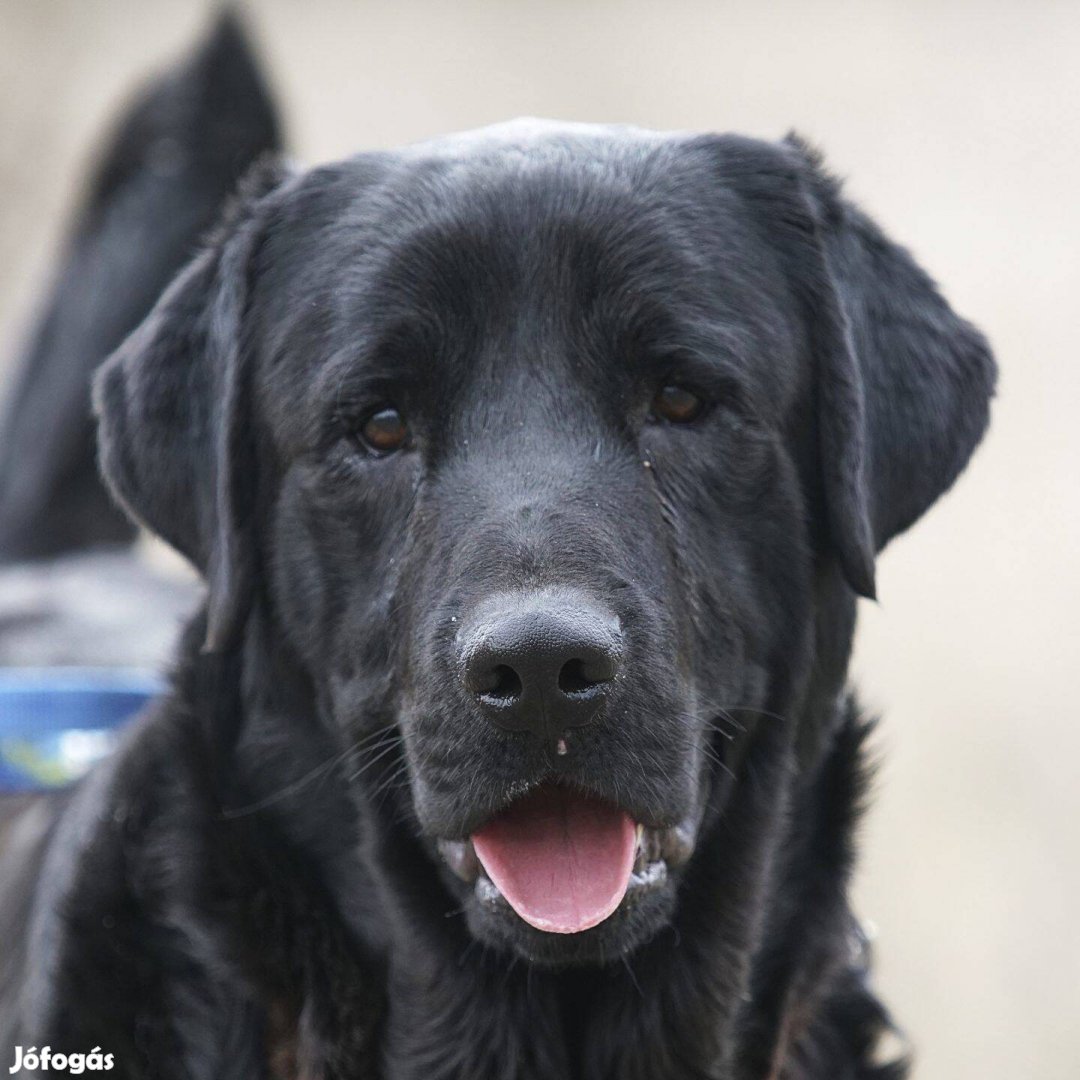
[0,19,995,1080]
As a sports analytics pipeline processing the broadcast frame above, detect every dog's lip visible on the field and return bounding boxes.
[436,819,695,891]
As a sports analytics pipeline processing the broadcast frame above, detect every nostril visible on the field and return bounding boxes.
[558,657,613,697]
[477,664,523,703]
[458,593,622,732]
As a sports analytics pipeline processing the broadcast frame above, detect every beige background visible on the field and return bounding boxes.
[1,1,1077,1076]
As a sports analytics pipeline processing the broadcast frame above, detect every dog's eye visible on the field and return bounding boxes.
[651,384,704,424]
[358,406,409,454]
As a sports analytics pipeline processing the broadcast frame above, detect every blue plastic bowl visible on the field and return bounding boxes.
[0,669,162,791]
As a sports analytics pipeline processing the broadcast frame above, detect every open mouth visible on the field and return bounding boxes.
[437,785,694,935]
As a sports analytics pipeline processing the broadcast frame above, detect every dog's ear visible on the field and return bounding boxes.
[717,135,996,597]
[796,136,996,597]
[93,162,290,652]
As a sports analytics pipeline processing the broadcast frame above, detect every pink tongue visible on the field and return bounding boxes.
[472,786,636,934]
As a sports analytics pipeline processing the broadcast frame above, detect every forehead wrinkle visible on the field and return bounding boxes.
[263,137,805,452]
[297,134,706,336]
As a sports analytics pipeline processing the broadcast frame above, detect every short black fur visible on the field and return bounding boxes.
[0,20,994,1080]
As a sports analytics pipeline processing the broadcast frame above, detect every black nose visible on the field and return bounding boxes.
[458,591,622,737]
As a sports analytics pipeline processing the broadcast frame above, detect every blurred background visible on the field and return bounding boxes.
[1,1,1077,1075]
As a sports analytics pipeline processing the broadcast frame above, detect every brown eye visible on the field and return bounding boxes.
[359,406,409,454]
[652,384,704,424]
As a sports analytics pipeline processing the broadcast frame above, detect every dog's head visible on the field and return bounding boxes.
[95,122,994,966]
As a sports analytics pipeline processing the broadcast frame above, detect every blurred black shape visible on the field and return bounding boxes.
[0,9,281,560]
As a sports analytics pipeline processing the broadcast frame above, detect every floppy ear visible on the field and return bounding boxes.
[719,135,996,597]
[794,137,996,597]
[93,163,289,652]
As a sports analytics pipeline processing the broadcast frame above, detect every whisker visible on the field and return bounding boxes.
[676,719,737,782]
[715,709,746,734]
[220,743,356,819]
[352,724,405,752]
[621,955,644,998]
[721,704,789,726]
[696,703,746,734]
[699,743,735,781]
[700,720,735,741]
[369,761,411,806]
[345,736,404,784]
[458,938,480,968]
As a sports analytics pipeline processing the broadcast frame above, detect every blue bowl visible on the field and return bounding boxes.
[0,669,162,791]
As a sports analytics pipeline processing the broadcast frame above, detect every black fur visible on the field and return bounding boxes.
[0,11,280,561]
[0,23,994,1079]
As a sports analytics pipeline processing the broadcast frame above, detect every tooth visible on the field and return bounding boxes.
[659,823,694,868]
[437,839,480,883]
[646,829,662,864]
[476,876,502,904]
[628,860,668,891]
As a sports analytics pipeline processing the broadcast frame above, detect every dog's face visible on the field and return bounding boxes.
[252,125,818,963]
[95,122,994,967]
